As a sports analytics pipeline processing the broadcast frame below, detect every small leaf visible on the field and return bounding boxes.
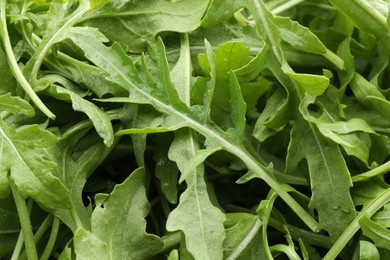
[286,72,329,96]
[0,93,35,116]
[274,16,327,54]
[372,204,390,228]
[359,240,380,260]
[228,71,247,144]
[201,0,243,27]
[359,216,390,249]
[223,213,263,259]
[48,85,114,147]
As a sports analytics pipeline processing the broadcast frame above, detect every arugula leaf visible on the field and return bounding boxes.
[4,0,390,258]
[0,93,35,117]
[48,135,113,231]
[46,84,114,147]
[359,216,390,249]
[359,240,380,260]
[223,213,264,259]
[72,168,163,259]
[0,121,71,209]
[80,0,210,52]
[69,21,320,234]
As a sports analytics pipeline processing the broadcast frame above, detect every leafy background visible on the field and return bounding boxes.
[1,0,390,259]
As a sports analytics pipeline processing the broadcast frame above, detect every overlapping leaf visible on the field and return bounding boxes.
[0,119,71,209]
[73,168,163,259]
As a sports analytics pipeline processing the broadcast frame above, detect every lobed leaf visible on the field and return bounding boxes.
[0,121,71,209]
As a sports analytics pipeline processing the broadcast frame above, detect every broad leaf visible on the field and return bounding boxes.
[90,168,163,259]
[0,121,71,209]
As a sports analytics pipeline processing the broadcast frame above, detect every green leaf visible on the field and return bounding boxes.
[299,94,376,164]
[154,134,179,204]
[0,93,35,117]
[285,118,356,241]
[0,48,16,95]
[167,130,226,260]
[273,15,327,55]
[24,0,92,81]
[359,216,390,249]
[350,73,390,121]
[253,87,289,142]
[48,136,112,231]
[0,121,71,209]
[328,0,390,45]
[47,85,114,147]
[81,0,210,52]
[286,72,329,96]
[201,0,243,27]
[223,213,264,259]
[89,168,163,259]
[198,41,267,127]
[371,204,390,228]
[360,240,380,260]
[74,228,109,260]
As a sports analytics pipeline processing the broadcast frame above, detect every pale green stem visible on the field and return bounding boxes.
[0,0,55,119]
[271,0,305,14]
[154,232,182,255]
[323,188,390,260]
[322,49,345,71]
[10,231,25,260]
[261,191,279,260]
[40,217,60,260]
[352,160,390,182]
[19,215,53,260]
[11,182,38,260]
[270,244,302,259]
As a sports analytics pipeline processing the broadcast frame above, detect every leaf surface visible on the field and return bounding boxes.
[0,121,71,209]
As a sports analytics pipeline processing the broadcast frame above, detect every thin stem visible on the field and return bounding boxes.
[260,191,279,260]
[323,187,390,260]
[10,182,38,260]
[154,232,182,255]
[10,230,25,260]
[271,0,305,15]
[40,217,60,260]
[268,217,332,249]
[322,49,345,71]
[352,160,390,182]
[71,208,84,230]
[270,244,302,259]
[19,215,53,260]
[0,0,55,119]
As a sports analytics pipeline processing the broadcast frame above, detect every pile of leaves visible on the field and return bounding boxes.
[1,0,390,259]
